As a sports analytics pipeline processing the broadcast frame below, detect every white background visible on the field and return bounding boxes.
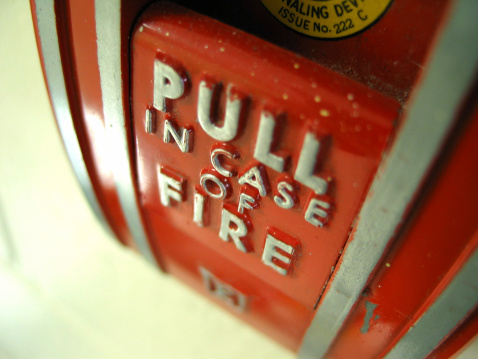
[0,1,476,358]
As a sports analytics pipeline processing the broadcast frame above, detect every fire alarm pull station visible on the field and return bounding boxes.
[31,0,478,358]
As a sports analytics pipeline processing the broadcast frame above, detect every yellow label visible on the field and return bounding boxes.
[261,0,393,39]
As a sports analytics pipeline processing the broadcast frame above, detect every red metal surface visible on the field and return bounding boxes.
[184,0,452,102]
[131,2,398,349]
[60,0,133,246]
[30,0,477,356]
[30,0,452,265]
[30,0,133,247]
[323,93,478,359]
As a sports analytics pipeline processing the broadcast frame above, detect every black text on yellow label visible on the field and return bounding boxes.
[261,0,393,40]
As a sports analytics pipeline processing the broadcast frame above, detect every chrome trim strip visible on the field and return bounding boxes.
[299,0,478,357]
[385,242,478,359]
[35,0,111,234]
[95,0,156,264]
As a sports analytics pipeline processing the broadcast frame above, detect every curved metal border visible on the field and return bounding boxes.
[298,0,478,357]
[385,240,478,358]
[35,0,111,234]
[95,0,156,265]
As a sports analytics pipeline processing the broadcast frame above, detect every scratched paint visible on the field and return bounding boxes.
[360,301,378,334]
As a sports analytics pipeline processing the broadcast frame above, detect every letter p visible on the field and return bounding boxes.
[153,59,185,112]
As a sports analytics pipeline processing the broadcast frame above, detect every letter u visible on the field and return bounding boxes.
[197,79,245,141]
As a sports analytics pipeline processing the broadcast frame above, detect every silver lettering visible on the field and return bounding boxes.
[158,167,184,207]
[200,173,228,200]
[198,81,244,141]
[219,208,250,252]
[305,198,331,227]
[294,132,328,194]
[274,181,296,209]
[199,267,247,311]
[253,111,285,172]
[145,108,156,133]
[211,147,238,177]
[153,60,184,112]
[193,190,207,227]
[238,166,269,196]
[262,234,296,276]
[238,192,257,214]
[163,119,193,153]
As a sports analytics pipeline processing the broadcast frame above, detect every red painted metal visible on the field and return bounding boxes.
[323,94,478,359]
[131,2,398,348]
[182,0,452,102]
[30,0,477,356]
[62,0,131,246]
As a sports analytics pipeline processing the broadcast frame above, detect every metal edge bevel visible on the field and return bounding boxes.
[95,0,156,265]
[384,239,478,358]
[35,0,112,235]
[298,0,478,357]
